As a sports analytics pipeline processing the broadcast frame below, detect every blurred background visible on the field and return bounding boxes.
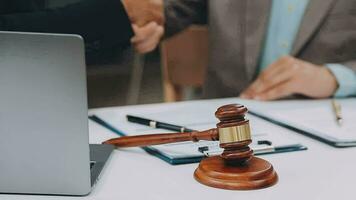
[46,0,206,108]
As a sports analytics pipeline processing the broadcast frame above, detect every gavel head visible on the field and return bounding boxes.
[215,104,253,165]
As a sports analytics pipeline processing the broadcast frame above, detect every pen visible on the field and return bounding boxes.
[331,99,343,126]
[127,115,196,133]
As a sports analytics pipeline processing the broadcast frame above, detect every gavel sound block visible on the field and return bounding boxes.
[104,104,278,190]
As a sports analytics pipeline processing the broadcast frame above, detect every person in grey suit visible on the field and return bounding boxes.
[133,0,356,100]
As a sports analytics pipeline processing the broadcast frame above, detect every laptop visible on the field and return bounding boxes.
[0,31,114,196]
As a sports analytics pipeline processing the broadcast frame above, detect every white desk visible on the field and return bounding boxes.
[3,99,356,200]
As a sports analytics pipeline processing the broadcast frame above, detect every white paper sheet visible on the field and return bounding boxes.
[249,98,356,144]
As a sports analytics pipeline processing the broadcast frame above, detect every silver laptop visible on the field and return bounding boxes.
[0,31,114,195]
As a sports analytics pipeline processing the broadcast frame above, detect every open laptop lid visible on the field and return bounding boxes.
[0,32,91,195]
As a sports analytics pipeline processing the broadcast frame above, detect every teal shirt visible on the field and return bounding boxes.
[259,0,356,97]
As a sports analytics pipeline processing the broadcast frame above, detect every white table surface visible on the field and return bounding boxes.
[2,99,356,200]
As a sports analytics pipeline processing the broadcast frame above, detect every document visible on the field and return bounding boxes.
[247,98,356,147]
[90,99,306,164]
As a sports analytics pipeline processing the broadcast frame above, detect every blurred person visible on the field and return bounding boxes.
[132,0,356,100]
[0,0,164,61]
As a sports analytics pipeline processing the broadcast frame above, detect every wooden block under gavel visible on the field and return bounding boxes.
[103,104,278,190]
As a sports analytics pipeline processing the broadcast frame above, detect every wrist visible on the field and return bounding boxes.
[321,66,338,96]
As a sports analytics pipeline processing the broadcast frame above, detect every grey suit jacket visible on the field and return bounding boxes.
[164,0,356,98]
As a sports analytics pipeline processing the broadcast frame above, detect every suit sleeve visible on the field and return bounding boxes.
[0,0,134,51]
[164,0,207,37]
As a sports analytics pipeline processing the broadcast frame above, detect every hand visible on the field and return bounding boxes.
[122,0,164,27]
[131,22,164,53]
[240,56,338,101]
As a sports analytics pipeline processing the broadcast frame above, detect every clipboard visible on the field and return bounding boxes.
[246,98,356,148]
[89,115,307,165]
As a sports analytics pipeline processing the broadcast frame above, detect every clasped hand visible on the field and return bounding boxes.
[122,0,165,53]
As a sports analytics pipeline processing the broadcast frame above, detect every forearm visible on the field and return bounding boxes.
[164,0,207,37]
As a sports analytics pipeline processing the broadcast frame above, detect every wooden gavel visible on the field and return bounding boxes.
[103,104,278,190]
[103,104,253,163]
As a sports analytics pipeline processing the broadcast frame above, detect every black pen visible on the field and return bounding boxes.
[126,115,196,133]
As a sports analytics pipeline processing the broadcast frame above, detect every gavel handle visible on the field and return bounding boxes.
[103,128,219,148]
